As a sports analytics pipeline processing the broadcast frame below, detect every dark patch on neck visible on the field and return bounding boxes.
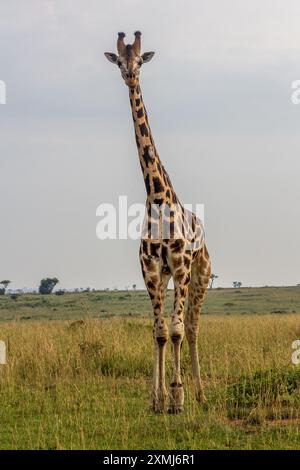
[135,132,140,148]
[136,107,144,119]
[139,122,149,137]
[142,145,155,167]
[145,173,151,194]
[153,176,164,194]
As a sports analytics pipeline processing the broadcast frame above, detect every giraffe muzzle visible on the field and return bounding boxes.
[125,78,138,88]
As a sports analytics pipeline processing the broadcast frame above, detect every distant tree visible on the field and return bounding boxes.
[0,288,5,296]
[132,284,137,291]
[38,277,59,295]
[209,274,218,289]
[233,281,242,289]
[0,280,11,293]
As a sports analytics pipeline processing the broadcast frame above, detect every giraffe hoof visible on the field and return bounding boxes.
[152,394,168,413]
[153,407,164,414]
[196,392,207,404]
[151,401,164,413]
[167,405,184,414]
[169,383,184,414]
[152,404,167,414]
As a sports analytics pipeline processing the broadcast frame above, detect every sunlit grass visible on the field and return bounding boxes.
[0,313,300,449]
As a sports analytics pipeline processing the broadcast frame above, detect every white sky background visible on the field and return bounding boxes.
[0,0,300,289]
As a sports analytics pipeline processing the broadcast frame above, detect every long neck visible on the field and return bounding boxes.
[129,83,177,205]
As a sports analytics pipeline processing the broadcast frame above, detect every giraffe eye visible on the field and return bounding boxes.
[137,58,143,66]
[117,60,122,68]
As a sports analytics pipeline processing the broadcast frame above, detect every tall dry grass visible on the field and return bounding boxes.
[0,315,299,449]
[1,315,298,385]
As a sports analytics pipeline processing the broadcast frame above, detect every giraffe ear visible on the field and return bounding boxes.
[141,51,155,63]
[104,52,118,64]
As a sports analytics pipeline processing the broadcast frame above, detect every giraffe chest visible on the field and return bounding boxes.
[139,237,200,277]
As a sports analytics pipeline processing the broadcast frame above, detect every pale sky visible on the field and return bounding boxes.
[0,0,300,290]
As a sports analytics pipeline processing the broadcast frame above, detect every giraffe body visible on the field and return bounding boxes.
[105,32,211,413]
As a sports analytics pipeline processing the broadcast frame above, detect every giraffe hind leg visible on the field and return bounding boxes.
[185,245,211,403]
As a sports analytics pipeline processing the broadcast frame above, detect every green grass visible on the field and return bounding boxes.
[1,378,299,450]
[1,286,300,321]
[227,367,300,421]
[0,288,300,449]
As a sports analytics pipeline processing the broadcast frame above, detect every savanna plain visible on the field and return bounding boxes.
[0,286,300,449]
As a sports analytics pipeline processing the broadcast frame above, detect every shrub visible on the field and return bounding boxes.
[10,294,19,300]
[55,290,65,296]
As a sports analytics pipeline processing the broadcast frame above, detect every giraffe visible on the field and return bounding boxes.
[105,32,211,413]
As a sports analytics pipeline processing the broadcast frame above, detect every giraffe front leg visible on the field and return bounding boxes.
[168,277,189,414]
[151,279,170,413]
[140,250,170,413]
[153,334,168,413]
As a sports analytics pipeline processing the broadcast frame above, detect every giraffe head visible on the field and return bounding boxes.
[104,32,155,88]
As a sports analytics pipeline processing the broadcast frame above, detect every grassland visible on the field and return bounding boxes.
[1,286,300,322]
[0,287,300,449]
